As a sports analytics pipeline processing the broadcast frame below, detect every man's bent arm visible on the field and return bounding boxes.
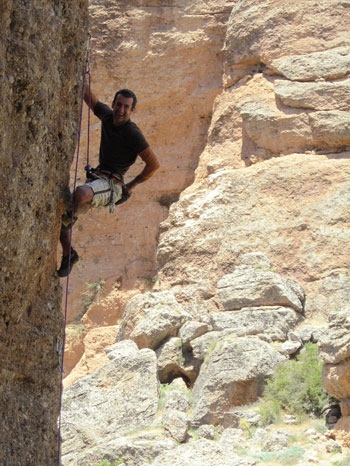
[125,147,160,192]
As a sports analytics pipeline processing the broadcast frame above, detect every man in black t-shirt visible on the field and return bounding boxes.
[57,86,160,277]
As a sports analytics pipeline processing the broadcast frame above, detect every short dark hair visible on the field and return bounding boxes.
[112,89,137,109]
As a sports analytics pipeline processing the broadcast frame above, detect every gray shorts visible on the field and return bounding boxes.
[84,177,122,209]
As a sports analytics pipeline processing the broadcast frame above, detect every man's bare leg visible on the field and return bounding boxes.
[58,186,94,276]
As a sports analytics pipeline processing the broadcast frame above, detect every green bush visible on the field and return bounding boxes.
[259,399,282,426]
[261,343,330,418]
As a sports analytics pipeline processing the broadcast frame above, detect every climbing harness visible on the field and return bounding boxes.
[57,32,92,465]
[85,167,128,212]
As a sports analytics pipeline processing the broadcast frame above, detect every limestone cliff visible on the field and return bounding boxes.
[2,0,349,464]
[0,2,87,465]
[58,0,350,464]
[62,0,236,323]
[65,0,349,381]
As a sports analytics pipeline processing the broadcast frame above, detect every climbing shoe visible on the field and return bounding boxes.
[57,248,79,277]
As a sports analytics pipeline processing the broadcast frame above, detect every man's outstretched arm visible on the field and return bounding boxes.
[125,147,160,193]
[84,84,99,111]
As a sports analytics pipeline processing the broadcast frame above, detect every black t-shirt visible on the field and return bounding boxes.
[94,102,149,176]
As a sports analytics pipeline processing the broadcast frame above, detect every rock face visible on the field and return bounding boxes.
[0,1,88,465]
[62,255,322,464]
[63,0,236,322]
[62,0,349,424]
[64,0,350,383]
[7,0,343,464]
[155,0,350,322]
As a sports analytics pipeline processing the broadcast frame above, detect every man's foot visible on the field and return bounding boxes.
[57,248,79,277]
[61,212,78,230]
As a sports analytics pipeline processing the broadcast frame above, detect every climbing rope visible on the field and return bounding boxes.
[57,33,92,465]
[85,33,92,172]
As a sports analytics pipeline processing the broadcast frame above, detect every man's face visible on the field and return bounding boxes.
[112,94,134,126]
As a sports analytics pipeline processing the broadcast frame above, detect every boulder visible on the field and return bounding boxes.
[319,307,350,402]
[238,97,313,154]
[162,409,189,443]
[288,324,327,344]
[190,330,232,361]
[191,335,285,426]
[269,46,350,81]
[161,386,190,443]
[262,430,289,451]
[210,306,300,341]
[164,389,189,413]
[117,291,191,349]
[197,424,216,440]
[276,340,302,357]
[274,79,350,111]
[156,337,199,385]
[61,340,159,463]
[309,111,350,149]
[179,320,211,346]
[216,266,305,312]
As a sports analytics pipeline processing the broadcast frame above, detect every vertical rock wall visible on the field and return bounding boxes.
[157,0,350,315]
[0,1,87,465]
[63,0,236,323]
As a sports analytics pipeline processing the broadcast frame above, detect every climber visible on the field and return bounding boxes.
[57,84,160,277]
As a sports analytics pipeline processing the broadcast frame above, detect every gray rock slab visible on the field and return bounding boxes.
[210,306,300,341]
[270,46,350,81]
[274,78,350,111]
[217,266,305,312]
[117,290,191,349]
[191,335,285,426]
[61,340,159,458]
